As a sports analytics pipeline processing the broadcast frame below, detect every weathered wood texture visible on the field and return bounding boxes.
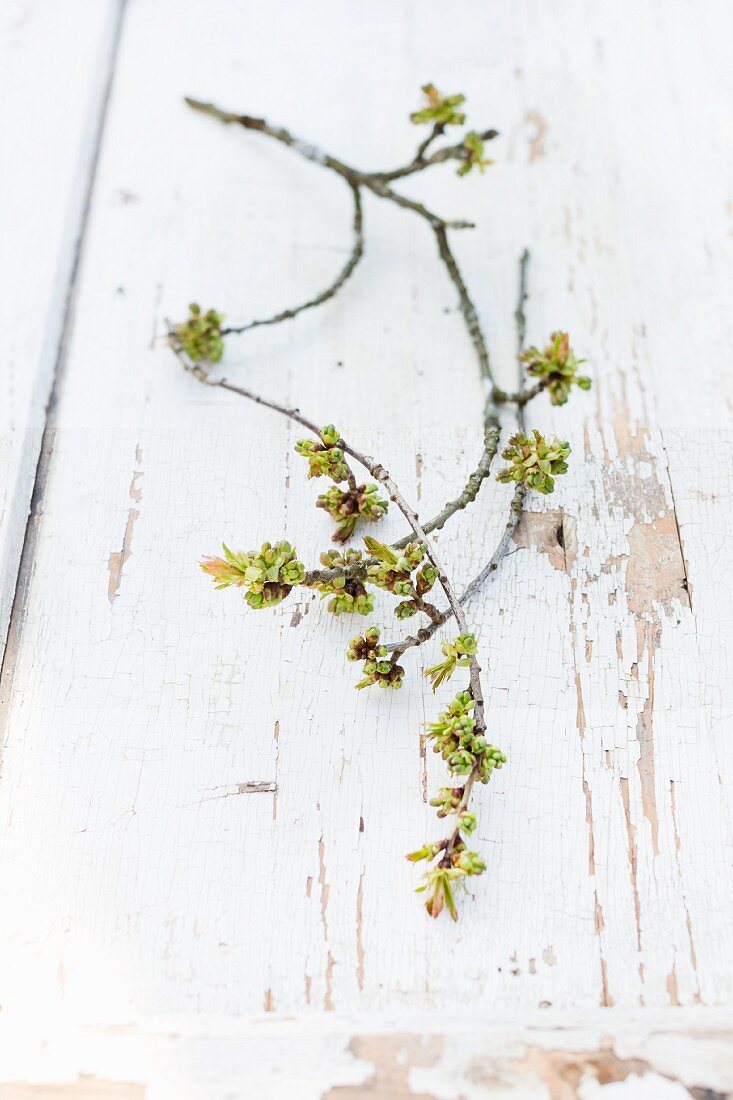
[0,1011,731,1098]
[1,0,732,1094]
[0,0,122,662]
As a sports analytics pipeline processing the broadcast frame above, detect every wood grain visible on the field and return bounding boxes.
[0,1011,732,1097]
[0,0,122,663]
[0,0,732,1092]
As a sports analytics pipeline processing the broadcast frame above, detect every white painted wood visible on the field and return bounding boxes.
[1,0,732,1090]
[0,0,122,662]
[0,1010,731,1098]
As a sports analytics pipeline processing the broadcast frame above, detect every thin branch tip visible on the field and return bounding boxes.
[168,92,594,921]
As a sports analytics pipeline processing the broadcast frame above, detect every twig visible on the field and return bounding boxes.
[304,561,366,587]
[386,482,524,659]
[232,248,534,625]
[413,122,445,166]
[185,97,474,233]
[433,224,492,386]
[242,411,501,586]
[221,183,364,335]
[458,483,526,600]
[498,378,546,407]
[169,331,323,435]
[375,128,499,182]
[515,247,530,352]
[175,82,589,920]
[169,326,486,734]
[367,177,474,230]
[410,592,444,624]
[183,95,508,545]
[392,422,500,550]
[497,249,542,406]
[301,420,502,586]
[509,380,546,406]
[442,252,531,859]
[185,98,355,176]
[387,250,532,657]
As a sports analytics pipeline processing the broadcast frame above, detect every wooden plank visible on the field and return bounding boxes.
[0,0,123,661]
[0,1010,731,1097]
[0,0,731,1054]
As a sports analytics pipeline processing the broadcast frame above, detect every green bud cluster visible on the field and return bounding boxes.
[347,626,405,690]
[391,560,439,619]
[319,578,373,616]
[457,132,492,177]
[317,483,388,543]
[409,694,497,920]
[426,690,506,781]
[426,794,477,834]
[314,549,373,616]
[419,866,464,920]
[410,843,487,921]
[424,633,477,691]
[497,429,570,495]
[319,547,364,570]
[410,84,466,127]
[406,841,445,864]
[520,331,590,406]
[174,303,224,362]
[415,562,439,593]
[454,849,485,874]
[364,536,425,599]
[200,541,304,609]
[429,785,464,818]
[457,810,478,836]
[295,425,350,483]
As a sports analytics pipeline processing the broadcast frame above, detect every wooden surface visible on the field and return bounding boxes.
[0,0,121,661]
[1,0,732,1095]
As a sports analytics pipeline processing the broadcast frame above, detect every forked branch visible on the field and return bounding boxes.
[173,85,591,921]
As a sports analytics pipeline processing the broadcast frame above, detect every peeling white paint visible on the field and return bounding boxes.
[0,0,732,1092]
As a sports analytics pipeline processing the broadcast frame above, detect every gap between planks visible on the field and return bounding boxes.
[0,0,128,725]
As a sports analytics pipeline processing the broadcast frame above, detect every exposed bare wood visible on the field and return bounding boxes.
[0,1,731,1093]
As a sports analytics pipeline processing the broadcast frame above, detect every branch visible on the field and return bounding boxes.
[366,177,475,230]
[413,122,445,165]
[221,182,364,335]
[356,512,487,735]
[458,483,526,601]
[433,224,494,390]
[514,247,530,431]
[300,248,536,623]
[442,248,531,859]
[182,95,507,541]
[169,327,485,733]
[375,129,499,182]
[184,97,357,178]
[298,418,502,587]
[500,379,547,406]
[388,250,532,657]
[168,328,322,435]
[386,482,524,659]
[515,247,529,351]
[303,561,366,587]
[409,590,444,624]
[304,415,502,580]
[183,97,510,415]
[497,248,541,406]
[319,430,487,733]
[176,79,590,919]
[185,96,474,232]
[392,421,500,550]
